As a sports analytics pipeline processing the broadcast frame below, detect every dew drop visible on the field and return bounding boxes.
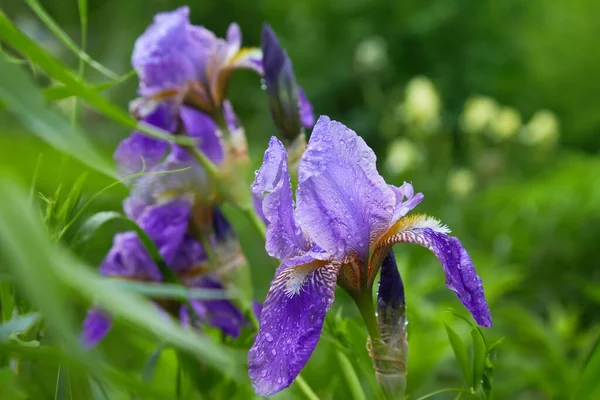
[271,349,277,356]
[265,333,274,342]
[261,370,268,377]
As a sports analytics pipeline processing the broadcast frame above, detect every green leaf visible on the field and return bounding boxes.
[142,345,165,382]
[0,282,16,322]
[43,72,136,103]
[0,367,27,400]
[0,11,134,128]
[0,54,114,178]
[55,366,71,400]
[337,351,367,400]
[573,334,600,400]
[112,281,231,301]
[0,313,40,339]
[24,0,119,80]
[471,327,487,391]
[0,179,240,378]
[444,321,472,387]
[70,211,178,283]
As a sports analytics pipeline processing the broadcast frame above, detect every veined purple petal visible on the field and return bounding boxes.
[99,232,162,281]
[248,263,340,397]
[114,104,175,177]
[376,216,491,327]
[389,182,424,225]
[296,116,396,261]
[132,6,216,96]
[252,137,310,260]
[177,106,224,165]
[137,199,192,265]
[81,307,112,348]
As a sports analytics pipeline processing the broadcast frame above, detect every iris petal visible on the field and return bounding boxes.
[248,263,339,397]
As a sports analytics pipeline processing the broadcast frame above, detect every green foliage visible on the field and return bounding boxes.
[0,0,598,398]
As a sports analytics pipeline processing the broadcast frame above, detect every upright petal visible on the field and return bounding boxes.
[373,215,492,327]
[296,116,396,260]
[137,199,192,264]
[248,263,340,397]
[132,6,215,96]
[99,232,162,281]
[81,307,112,348]
[252,137,310,260]
[389,182,424,225]
[187,275,244,338]
[114,104,175,177]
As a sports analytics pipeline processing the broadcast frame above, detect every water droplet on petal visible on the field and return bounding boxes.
[271,349,277,356]
[265,333,274,342]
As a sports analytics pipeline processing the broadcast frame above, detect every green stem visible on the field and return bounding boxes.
[295,375,320,400]
[240,205,266,241]
[337,351,367,400]
[354,290,380,341]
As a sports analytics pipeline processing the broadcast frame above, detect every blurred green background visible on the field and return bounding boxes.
[1,0,600,399]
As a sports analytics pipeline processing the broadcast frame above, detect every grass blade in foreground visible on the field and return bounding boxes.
[0,54,114,178]
[0,178,241,377]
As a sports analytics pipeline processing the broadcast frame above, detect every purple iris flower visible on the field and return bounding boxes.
[248,116,491,396]
[132,6,261,113]
[81,194,247,347]
[261,24,314,142]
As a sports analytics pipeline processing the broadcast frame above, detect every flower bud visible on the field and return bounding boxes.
[261,25,306,142]
[384,139,423,175]
[520,109,560,146]
[354,36,388,74]
[488,106,521,142]
[460,96,498,134]
[401,76,441,130]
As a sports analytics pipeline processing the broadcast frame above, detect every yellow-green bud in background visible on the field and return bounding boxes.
[460,96,498,135]
[384,138,423,175]
[398,76,441,133]
[354,36,389,75]
[520,109,560,146]
[447,168,476,199]
[488,106,522,142]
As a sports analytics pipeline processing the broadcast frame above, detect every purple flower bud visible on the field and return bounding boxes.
[261,25,314,142]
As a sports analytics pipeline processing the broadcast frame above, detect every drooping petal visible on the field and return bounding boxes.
[373,215,491,327]
[296,116,396,261]
[81,307,112,348]
[170,235,206,273]
[389,182,424,225]
[186,275,244,338]
[248,263,340,397]
[297,87,314,129]
[137,199,192,265]
[252,137,310,260]
[114,104,175,177]
[99,232,162,281]
[176,106,224,165]
[132,6,215,96]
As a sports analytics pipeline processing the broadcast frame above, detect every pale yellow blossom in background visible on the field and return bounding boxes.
[488,107,522,142]
[447,168,477,199]
[520,109,560,146]
[460,96,498,134]
[384,138,423,175]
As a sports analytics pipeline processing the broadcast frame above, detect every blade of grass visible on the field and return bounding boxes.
[24,0,119,80]
[0,54,114,177]
[0,178,240,377]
